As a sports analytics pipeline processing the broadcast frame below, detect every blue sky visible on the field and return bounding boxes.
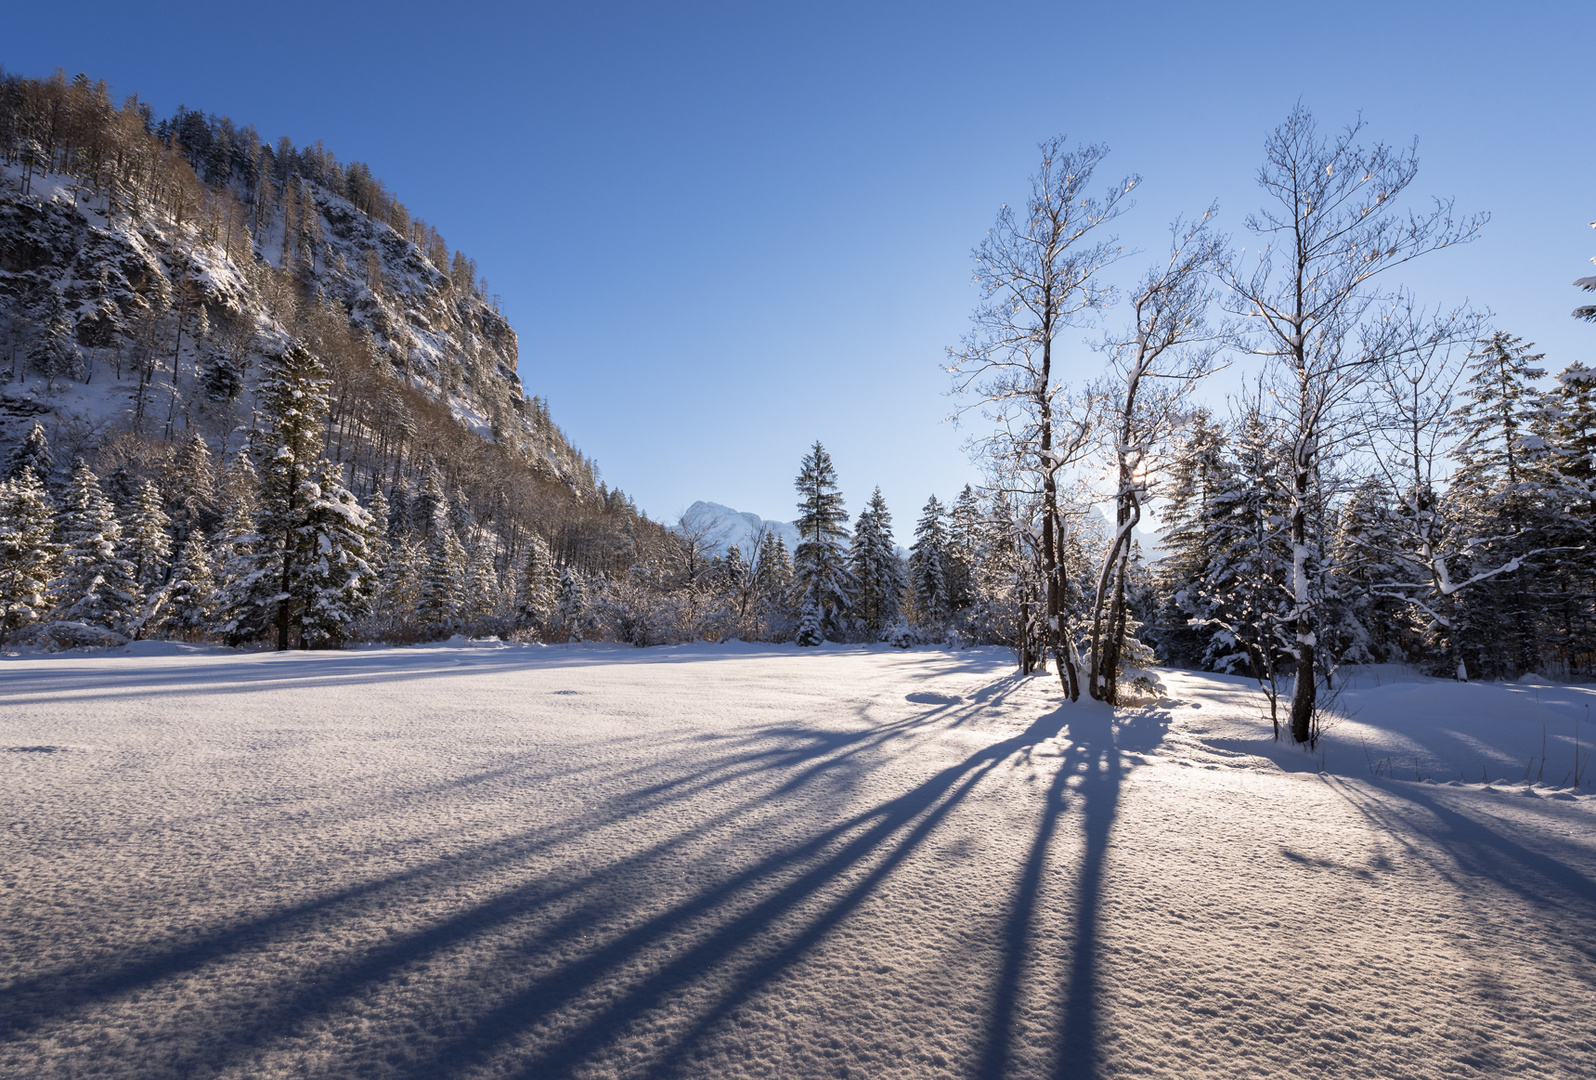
[9,1,1593,529]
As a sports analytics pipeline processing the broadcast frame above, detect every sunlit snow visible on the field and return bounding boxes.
[2,644,1593,1078]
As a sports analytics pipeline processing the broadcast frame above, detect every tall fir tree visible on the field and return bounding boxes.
[122,479,173,597]
[946,485,981,618]
[254,342,334,648]
[553,565,587,642]
[909,495,951,634]
[792,441,854,644]
[5,421,54,486]
[212,456,276,645]
[164,432,218,546]
[0,468,57,643]
[514,532,558,632]
[847,488,904,640]
[295,461,377,647]
[417,518,466,636]
[51,459,140,631]
[162,534,217,638]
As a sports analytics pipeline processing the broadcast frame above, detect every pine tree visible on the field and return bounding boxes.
[792,441,854,644]
[5,421,54,485]
[1446,333,1556,676]
[1575,226,1596,323]
[365,486,392,578]
[553,566,587,642]
[0,468,58,643]
[254,342,332,648]
[847,488,904,640]
[123,479,173,595]
[946,485,981,618]
[1150,412,1230,668]
[909,495,950,635]
[162,534,217,638]
[51,459,140,631]
[295,462,376,647]
[460,537,500,635]
[164,432,217,545]
[212,455,276,646]
[26,285,83,387]
[753,531,796,641]
[1323,478,1415,666]
[514,532,558,632]
[417,519,466,636]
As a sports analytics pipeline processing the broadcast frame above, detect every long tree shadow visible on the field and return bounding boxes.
[380,707,1074,1079]
[0,701,948,1048]
[977,699,1170,1080]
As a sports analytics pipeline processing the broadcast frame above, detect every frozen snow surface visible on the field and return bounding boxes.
[2,646,1594,1079]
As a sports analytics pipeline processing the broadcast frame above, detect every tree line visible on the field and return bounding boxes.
[945,104,1596,743]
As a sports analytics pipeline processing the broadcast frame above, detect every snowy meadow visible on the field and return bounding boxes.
[3,643,1594,1079]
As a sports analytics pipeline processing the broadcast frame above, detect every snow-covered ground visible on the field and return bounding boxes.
[2,644,1593,1079]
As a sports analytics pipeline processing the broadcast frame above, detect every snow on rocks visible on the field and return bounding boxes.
[0,645,1592,1079]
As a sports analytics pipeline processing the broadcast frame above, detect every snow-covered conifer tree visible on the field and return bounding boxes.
[5,421,54,486]
[122,479,173,596]
[254,342,334,648]
[162,534,217,638]
[553,566,587,642]
[847,488,904,640]
[26,285,83,388]
[295,462,376,647]
[418,520,466,637]
[212,456,276,645]
[514,532,557,632]
[0,468,57,643]
[792,441,854,644]
[753,531,796,641]
[909,495,950,635]
[460,538,501,635]
[946,485,982,618]
[164,432,217,546]
[51,459,140,631]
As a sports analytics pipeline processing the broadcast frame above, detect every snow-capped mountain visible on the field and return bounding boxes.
[676,501,801,556]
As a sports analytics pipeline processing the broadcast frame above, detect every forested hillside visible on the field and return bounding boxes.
[0,67,666,646]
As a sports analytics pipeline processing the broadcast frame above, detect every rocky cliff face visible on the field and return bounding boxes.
[0,162,594,498]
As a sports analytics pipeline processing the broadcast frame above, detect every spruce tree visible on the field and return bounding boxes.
[212,456,276,645]
[553,566,587,642]
[123,479,173,595]
[296,462,376,647]
[5,421,54,485]
[514,533,558,632]
[946,485,981,617]
[753,531,796,641]
[0,468,58,644]
[461,538,500,635]
[52,459,140,631]
[255,342,332,648]
[162,534,217,638]
[1446,333,1555,676]
[27,286,83,388]
[909,495,950,634]
[417,520,466,636]
[164,432,217,545]
[792,441,854,644]
[847,488,904,640]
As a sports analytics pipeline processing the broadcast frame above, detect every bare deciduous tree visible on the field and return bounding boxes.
[1226,105,1485,743]
[1087,210,1226,704]
[949,137,1135,699]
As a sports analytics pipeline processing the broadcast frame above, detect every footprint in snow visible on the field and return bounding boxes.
[906,692,963,706]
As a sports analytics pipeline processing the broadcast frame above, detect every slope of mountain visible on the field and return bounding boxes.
[0,70,650,572]
[677,500,801,555]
